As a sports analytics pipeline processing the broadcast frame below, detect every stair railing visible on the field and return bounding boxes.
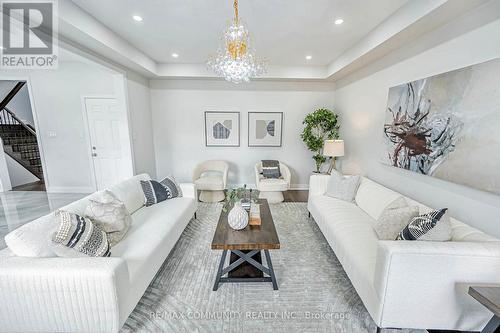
[0,107,36,136]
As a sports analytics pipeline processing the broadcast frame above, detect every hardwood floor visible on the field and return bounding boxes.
[283,190,308,202]
[12,181,45,192]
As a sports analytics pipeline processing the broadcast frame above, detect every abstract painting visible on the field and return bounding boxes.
[205,111,240,147]
[382,58,500,195]
[248,112,283,147]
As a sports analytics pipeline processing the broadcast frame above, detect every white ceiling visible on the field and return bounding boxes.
[70,0,408,67]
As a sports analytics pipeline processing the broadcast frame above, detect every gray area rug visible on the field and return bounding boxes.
[122,202,422,333]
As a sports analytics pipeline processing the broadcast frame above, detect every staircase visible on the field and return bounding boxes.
[0,107,43,181]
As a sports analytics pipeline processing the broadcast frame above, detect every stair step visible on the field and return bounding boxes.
[3,137,37,145]
[27,158,41,165]
[20,151,40,159]
[11,143,39,152]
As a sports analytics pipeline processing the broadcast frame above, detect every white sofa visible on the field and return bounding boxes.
[307,174,500,332]
[0,174,197,333]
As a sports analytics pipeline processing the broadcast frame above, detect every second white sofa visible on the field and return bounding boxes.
[0,174,197,333]
[308,174,500,332]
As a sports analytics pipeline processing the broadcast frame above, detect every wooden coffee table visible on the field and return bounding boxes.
[211,199,280,291]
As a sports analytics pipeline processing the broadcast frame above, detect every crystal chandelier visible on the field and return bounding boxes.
[207,0,266,84]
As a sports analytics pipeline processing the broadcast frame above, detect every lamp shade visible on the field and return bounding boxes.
[323,140,344,157]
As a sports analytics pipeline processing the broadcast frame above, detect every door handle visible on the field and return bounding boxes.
[92,153,98,157]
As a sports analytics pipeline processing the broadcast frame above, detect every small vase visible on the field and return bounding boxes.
[228,202,249,230]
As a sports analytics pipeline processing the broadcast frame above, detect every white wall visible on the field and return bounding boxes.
[150,80,335,188]
[5,155,38,187]
[0,60,135,193]
[334,6,500,237]
[127,72,157,178]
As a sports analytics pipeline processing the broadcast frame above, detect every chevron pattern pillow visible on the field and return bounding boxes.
[160,175,183,198]
[141,176,182,207]
[396,208,449,241]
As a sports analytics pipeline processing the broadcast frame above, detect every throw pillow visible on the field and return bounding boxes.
[84,190,131,247]
[262,160,281,178]
[373,197,419,240]
[160,175,183,198]
[325,170,360,202]
[396,208,451,241]
[51,210,111,257]
[141,180,169,206]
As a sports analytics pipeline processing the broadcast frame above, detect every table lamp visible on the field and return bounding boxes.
[323,140,344,174]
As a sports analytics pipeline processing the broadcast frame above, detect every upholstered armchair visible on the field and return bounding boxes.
[254,161,291,203]
[192,160,229,202]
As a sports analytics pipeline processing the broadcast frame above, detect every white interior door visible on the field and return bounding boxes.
[84,97,132,190]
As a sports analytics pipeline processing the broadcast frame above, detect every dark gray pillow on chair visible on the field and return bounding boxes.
[262,160,281,178]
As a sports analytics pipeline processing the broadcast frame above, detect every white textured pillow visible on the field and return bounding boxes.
[325,170,361,202]
[84,190,131,247]
[373,197,419,240]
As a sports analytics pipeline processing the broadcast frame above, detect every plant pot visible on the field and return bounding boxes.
[228,202,249,230]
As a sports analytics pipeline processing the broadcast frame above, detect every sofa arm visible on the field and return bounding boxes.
[373,240,500,330]
[180,183,197,200]
[308,174,329,199]
[0,255,129,333]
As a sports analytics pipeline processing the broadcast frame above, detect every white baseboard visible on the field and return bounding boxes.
[47,186,94,194]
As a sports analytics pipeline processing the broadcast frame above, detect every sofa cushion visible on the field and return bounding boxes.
[4,191,103,257]
[308,195,381,316]
[109,174,151,214]
[5,214,57,257]
[355,178,402,220]
[112,197,197,288]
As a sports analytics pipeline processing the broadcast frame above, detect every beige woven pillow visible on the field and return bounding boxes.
[373,197,419,240]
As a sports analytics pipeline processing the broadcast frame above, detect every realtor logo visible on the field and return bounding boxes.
[1,0,58,69]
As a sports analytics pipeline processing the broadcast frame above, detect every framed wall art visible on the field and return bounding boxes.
[248,112,283,147]
[205,111,240,147]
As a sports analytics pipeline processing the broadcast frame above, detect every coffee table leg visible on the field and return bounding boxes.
[482,315,500,333]
[264,250,278,290]
[213,250,228,291]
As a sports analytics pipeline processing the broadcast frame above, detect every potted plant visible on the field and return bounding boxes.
[301,108,340,173]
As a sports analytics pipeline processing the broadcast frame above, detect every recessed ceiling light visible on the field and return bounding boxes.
[305,55,312,60]
[171,53,179,58]
[334,18,344,25]
[132,15,143,22]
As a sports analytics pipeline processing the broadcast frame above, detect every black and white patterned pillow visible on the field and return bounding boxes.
[52,211,111,257]
[160,175,182,198]
[141,180,168,206]
[396,208,448,241]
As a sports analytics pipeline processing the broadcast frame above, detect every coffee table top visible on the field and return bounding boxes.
[211,199,280,250]
[469,286,500,316]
